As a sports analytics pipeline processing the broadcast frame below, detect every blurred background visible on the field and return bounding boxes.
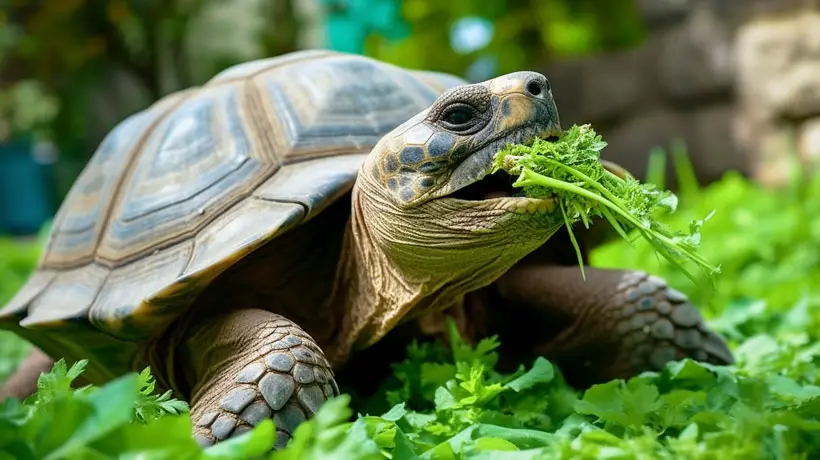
[3,0,820,377]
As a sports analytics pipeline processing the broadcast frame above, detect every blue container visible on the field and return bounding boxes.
[0,137,55,236]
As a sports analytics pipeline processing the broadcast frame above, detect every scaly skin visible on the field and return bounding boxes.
[181,309,337,448]
[184,71,571,449]
[323,71,569,361]
[458,265,733,388]
[0,71,735,451]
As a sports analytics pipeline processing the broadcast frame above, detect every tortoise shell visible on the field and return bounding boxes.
[0,50,467,384]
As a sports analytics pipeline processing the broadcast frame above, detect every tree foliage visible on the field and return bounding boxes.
[362,0,646,80]
[0,0,645,197]
[0,0,300,197]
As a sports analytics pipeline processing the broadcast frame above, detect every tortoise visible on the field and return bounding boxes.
[0,50,733,448]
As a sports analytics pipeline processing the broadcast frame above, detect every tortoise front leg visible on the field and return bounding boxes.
[478,265,733,388]
[178,309,339,448]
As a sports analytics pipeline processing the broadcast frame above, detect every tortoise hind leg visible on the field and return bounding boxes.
[482,265,733,388]
[0,347,53,401]
[179,309,339,448]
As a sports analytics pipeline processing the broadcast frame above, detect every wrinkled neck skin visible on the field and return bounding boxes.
[325,165,562,366]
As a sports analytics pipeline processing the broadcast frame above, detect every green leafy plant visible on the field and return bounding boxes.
[0,231,46,383]
[5,136,820,459]
[494,124,719,283]
[0,80,59,142]
[4,315,820,459]
[592,143,820,321]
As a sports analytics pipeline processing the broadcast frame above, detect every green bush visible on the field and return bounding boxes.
[3,152,820,458]
[0,231,44,382]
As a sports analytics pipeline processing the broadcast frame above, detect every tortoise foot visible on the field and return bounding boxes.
[487,265,734,388]
[605,272,733,373]
[183,309,339,449]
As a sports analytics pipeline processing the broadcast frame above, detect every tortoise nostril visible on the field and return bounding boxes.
[526,80,543,97]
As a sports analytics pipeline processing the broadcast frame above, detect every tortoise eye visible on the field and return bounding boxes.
[444,108,472,125]
[440,104,478,132]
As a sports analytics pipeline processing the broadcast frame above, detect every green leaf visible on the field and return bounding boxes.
[392,427,421,460]
[381,403,408,422]
[469,437,519,451]
[461,449,549,460]
[271,396,382,460]
[574,380,660,430]
[44,374,139,460]
[504,358,555,392]
[87,414,200,459]
[133,367,189,423]
[202,420,275,459]
[666,359,717,384]
[766,375,820,406]
[472,425,555,449]
[495,123,720,285]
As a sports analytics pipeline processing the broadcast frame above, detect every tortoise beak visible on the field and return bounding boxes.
[599,159,630,180]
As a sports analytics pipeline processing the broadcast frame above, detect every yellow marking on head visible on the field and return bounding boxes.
[488,75,527,95]
[495,95,538,133]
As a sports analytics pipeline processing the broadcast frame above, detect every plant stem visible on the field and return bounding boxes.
[537,158,631,211]
[517,170,719,274]
[559,200,586,280]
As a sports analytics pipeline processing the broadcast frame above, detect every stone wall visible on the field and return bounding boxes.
[538,0,820,186]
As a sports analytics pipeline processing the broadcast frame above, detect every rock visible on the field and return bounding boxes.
[596,109,688,181]
[534,1,820,189]
[753,123,795,185]
[541,48,653,124]
[697,0,813,26]
[798,117,820,161]
[637,0,691,28]
[735,12,820,120]
[657,5,734,103]
[686,104,751,181]
[733,11,820,184]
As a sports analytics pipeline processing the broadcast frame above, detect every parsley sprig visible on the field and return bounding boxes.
[493,124,720,284]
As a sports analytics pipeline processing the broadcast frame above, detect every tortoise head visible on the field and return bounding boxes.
[352,71,571,314]
[365,71,562,206]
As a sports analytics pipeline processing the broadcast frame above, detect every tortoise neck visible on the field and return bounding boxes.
[325,185,423,366]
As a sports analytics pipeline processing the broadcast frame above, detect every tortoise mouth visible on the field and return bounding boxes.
[450,131,561,202]
[450,168,521,200]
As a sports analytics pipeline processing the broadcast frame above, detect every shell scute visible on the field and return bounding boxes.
[0,270,57,320]
[97,84,275,265]
[42,93,185,268]
[21,264,110,328]
[88,239,194,337]
[209,50,336,83]
[0,50,469,382]
[253,155,367,220]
